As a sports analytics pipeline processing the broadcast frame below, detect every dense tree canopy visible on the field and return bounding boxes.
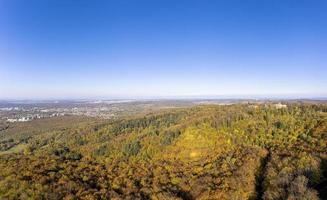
[0,103,326,199]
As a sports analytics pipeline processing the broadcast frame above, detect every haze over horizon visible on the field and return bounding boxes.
[1,0,326,99]
[1,94,327,101]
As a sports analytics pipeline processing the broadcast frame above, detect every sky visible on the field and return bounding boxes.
[0,0,326,99]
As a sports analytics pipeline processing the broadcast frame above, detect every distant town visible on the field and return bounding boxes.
[0,99,303,124]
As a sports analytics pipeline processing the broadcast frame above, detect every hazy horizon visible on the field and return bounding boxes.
[1,94,327,102]
[1,0,326,99]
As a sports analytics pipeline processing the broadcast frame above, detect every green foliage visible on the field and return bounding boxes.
[93,144,109,156]
[52,146,82,160]
[122,140,142,156]
[160,129,181,146]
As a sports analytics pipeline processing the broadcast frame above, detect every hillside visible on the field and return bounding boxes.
[0,103,326,199]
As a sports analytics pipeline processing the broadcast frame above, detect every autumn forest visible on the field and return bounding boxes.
[0,102,326,199]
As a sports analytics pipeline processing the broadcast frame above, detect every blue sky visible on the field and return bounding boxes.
[0,0,326,99]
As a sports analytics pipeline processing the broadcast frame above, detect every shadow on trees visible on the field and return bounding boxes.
[249,150,271,200]
[315,157,327,200]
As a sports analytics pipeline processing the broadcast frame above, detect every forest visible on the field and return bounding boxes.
[0,102,326,200]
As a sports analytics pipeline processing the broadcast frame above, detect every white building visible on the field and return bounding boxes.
[274,103,287,109]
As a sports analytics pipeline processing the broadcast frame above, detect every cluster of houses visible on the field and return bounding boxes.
[7,117,30,122]
[6,113,64,123]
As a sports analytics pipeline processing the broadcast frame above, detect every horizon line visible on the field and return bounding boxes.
[1,94,327,102]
